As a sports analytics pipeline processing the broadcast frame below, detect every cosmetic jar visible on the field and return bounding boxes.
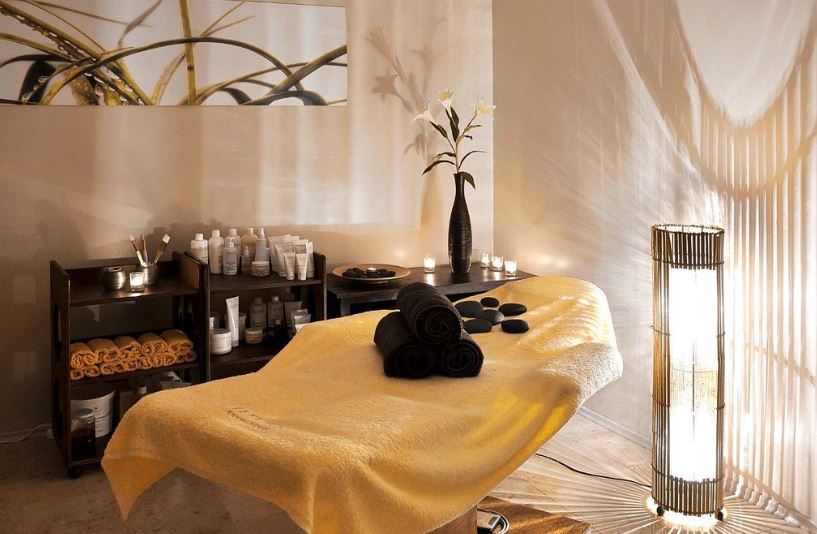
[102,266,127,291]
[211,328,232,355]
[251,260,270,277]
[245,327,264,345]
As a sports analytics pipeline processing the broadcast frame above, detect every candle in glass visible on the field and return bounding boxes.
[504,259,518,277]
[480,252,491,268]
[423,255,436,273]
[491,255,504,272]
[129,271,146,292]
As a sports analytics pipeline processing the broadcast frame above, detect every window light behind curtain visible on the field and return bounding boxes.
[603,1,817,527]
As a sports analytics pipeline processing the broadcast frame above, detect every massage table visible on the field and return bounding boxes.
[103,276,622,533]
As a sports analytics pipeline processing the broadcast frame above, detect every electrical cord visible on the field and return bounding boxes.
[535,452,652,489]
[0,423,50,444]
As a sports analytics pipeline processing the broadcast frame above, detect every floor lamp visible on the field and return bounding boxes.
[651,224,725,520]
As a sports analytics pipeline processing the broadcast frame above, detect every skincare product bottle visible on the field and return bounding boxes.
[223,243,238,275]
[250,296,266,328]
[267,296,283,327]
[225,297,240,348]
[241,228,258,271]
[283,251,297,281]
[225,228,241,250]
[255,232,269,263]
[208,230,224,274]
[295,252,308,281]
[241,246,252,275]
[190,233,208,265]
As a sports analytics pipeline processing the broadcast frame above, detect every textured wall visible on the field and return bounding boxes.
[0,0,493,434]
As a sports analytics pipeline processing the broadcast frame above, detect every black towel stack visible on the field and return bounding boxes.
[373,282,484,379]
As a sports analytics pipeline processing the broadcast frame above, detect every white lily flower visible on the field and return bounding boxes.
[411,103,436,123]
[437,88,454,110]
[474,97,496,118]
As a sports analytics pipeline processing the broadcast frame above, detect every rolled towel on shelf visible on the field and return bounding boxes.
[150,354,164,368]
[439,331,484,378]
[82,365,101,378]
[161,353,176,367]
[396,282,463,345]
[69,369,84,381]
[161,329,193,355]
[373,311,437,379]
[87,338,120,363]
[100,362,116,375]
[123,359,138,372]
[138,332,168,356]
[69,342,96,368]
[114,336,142,359]
[137,357,152,371]
[182,350,197,363]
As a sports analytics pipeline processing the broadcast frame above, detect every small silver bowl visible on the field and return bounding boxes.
[102,266,127,291]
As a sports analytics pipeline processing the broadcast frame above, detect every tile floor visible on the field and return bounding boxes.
[0,413,810,533]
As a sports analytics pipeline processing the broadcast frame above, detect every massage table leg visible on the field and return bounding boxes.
[427,506,477,534]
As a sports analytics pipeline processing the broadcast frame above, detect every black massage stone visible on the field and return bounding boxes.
[476,309,505,325]
[480,296,500,308]
[455,301,484,318]
[501,319,529,334]
[464,318,493,334]
[498,303,527,316]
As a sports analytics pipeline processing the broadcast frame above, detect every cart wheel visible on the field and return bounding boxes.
[656,506,665,517]
[67,466,83,479]
[716,510,724,521]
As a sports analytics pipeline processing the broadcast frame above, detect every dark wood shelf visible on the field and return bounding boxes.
[69,363,199,387]
[70,278,198,307]
[210,272,321,295]
[211,340,287,367]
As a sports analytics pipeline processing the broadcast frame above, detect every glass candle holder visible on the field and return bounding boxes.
[480,252,491,268]
[129,271,146,292]
[504,259,518,277]
[491,255,504,272]
[423,255,436,273]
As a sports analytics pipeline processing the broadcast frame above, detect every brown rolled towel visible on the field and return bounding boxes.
[100,362,116,375]
[70,369,84,381]
[69,342,95,368]
[114,361,127,373]
[438,331,484,378]
[137,357,152,370]
[138,332,168,356]
[150,354,164,368]
[182,351,197,363]
[123,359,139,372]
[161,330,194,355]
[82,365,101,378]
[114,336,142,359]
[396,282,463,345]
[161,353,176,367]
[172,352,186,364]
[88,338,121,363]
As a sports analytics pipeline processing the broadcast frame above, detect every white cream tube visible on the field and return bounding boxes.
[225,296,240,347]
[295,252,308,281]
[283,252,297,281]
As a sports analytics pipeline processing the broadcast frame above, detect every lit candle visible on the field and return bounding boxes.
[504,259,518,277]
[129,271,145,292]
[480,252,491,268]
[423,255,436,273]
[491,254,504,272]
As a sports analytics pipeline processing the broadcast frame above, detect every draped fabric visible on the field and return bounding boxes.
[604,1,817,526]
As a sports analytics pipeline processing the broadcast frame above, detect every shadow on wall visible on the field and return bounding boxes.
[495,0,816,527]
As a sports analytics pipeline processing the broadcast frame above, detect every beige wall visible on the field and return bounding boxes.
[0,0,493,434]
[493,0,723,440]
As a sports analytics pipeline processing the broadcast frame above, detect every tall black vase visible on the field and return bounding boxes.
[448,172,472,274]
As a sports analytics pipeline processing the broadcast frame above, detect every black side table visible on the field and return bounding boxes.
[328,263,533,317]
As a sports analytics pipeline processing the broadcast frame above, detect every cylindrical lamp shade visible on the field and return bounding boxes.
[651,225,725,518]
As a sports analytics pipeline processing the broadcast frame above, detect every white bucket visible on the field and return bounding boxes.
[71,383,116,437]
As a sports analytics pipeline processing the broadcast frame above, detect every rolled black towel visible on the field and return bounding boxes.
[396,282,463,345]
[438,331,484,378]
[373,312,437,379]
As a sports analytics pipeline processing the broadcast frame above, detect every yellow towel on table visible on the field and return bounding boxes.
[137,333,167,356]
[103,276,622,534]
[114,336,142,359]
[69,342,96,368]
[88,338,120,363]
[160,330,193,355]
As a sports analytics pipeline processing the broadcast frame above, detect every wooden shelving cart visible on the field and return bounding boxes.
[49,252,208,478]
[208,252,326,379]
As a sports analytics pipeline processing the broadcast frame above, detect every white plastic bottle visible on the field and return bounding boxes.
[208,230,224,274]
[223,243,238,275]
[190,233,208,265]
[255,233,269,263]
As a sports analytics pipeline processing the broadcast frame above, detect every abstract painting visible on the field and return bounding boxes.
[0,0,347,105]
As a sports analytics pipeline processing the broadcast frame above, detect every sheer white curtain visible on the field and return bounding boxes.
[602,0,817,526]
